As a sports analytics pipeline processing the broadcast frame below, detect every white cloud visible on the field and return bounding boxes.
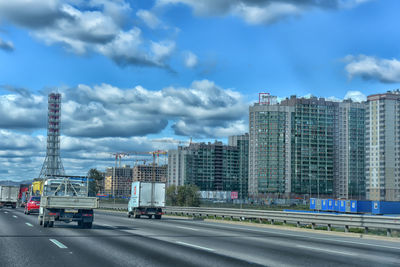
[0,0,175,69]
[183,51,198,68]
[157,0,370,25]
[344,91,366,102]
[233,2,301,24]
[61,80,247,138]
[136,9,161,29]
[344,55,400,83]
[0,38,14,52]
[151,41,175,62]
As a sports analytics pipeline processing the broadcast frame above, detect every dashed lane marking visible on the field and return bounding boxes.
[25,222,33,227]
[176,241,215,252]
[13,215,18,218]
[175,226,199,231]
[49,239,68,249]
[296,245,358,256]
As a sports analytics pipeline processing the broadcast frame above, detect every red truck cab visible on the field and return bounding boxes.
[24,196,40,214]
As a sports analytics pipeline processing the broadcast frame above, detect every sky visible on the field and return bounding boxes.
[0,0,399,181]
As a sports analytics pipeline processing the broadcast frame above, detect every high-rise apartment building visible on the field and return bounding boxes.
[168,142,240,192]
[336,100,366,199]
[167,148,189,187]
[249,95,339,198]
[366,90,400,201]
[228,133,249,198]
[249,102,293,198]
[281,96,338,197]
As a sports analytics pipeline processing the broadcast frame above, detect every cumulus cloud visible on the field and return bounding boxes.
[0,88,46,130]
[0,38,14,52]
[343,55,400,83]
[344,90,366,102]
[156,0,370,24]
[136,9,161,29]
[183,51,198,68]
[0,0,174,68]
[0,79,248,180]
[62,80,247,138]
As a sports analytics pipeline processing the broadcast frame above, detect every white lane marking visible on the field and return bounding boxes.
[13,215,18,218]
[175,226,199,231]
[176,241,215,252]
[179,221,400,251]
[296,245,357,256]
[49,239,68,249]
[4,211,8,214]
[25,222,33,227]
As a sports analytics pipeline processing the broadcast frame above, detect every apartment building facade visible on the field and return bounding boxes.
[336,100,366,199]
[366,90,400,201]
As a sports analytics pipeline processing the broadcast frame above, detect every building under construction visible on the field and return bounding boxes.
[103,164,167,197]
[133,164,167,182]
[104,165,132,197]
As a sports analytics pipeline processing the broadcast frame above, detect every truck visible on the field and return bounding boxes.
[38,177,99,228]
[18,184,30,207]
[31,180,44,196]
[128,181,165,219]
[0,186,19,209]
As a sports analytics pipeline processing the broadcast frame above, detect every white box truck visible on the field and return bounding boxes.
[128,181,165,219]
[38,177,99,228]
[0,186,19,209]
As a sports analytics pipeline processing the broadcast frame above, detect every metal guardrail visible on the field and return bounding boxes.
[99,204,400,237]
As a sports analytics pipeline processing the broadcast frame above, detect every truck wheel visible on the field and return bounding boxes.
[127,212,131,218]
[155,215,162,219]
[43,221,48,228]
[48,221,54,228]
[85,222,93,229]
[77,221,83,228]
[148,215,153,219]
[12,205,16,209]
[38,217,43,225]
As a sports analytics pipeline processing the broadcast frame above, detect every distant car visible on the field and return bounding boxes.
[24,196,40,215]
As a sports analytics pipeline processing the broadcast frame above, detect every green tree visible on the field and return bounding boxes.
[166,185,178,206]
[88,168,104,196]
[176,185,200,207]
[185,185,200,207]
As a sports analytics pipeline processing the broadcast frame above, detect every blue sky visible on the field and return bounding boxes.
[0,0,399,181]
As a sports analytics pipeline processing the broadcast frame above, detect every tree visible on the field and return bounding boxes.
[166,185,178,206]
[88,168,104,196]
[176,184,200,207]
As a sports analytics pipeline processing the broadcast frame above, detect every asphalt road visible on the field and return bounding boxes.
[1,207,400,267]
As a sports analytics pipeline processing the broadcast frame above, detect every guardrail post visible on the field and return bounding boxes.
[271,219,275,225]
[311,223,315,230]
[230,216,233,221]
[345,225,349,233]
[364,227,368,234]
[297,221,300,228]
[283,220,287,225]
[387,229,392,237]
[259,218,262,224]
[327,224,331,231]
[214,215,217,219]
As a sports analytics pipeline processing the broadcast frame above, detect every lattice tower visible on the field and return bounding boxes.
[39,93,65,178]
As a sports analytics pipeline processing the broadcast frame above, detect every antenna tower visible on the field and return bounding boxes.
[39,93,65,178]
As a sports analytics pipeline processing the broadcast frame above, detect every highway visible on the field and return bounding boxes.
[1,208,400,267]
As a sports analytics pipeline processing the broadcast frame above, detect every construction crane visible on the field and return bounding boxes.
[110,150,168,182]
[151,138,192,147]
